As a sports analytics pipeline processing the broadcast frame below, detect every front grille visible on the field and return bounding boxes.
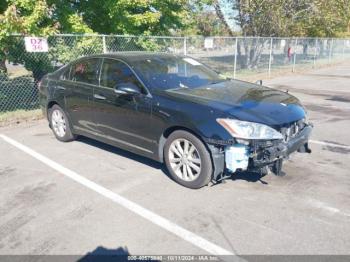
[279,119,306,142]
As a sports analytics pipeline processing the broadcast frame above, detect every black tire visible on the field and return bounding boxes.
[164,130,213,189]
[49,104,76,142]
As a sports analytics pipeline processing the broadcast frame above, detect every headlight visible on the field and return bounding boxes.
[217,118,283,140]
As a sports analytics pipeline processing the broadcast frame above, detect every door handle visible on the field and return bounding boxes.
[94,94,106,100]
[114,89,127,95]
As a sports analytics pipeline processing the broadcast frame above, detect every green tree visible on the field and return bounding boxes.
[45,0,188,35]
[1,0,191,77]
[302,0,350,37]
[213,0,350,68]
[185,0,235,36]
[212,0,234,36]
[0,0,59,74]
[215,0,350,38]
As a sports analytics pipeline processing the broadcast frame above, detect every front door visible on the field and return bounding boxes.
[93,58,155,155]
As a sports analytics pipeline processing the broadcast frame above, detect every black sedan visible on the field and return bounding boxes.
[39,52,312,189]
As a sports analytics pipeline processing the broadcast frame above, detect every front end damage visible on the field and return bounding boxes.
[208,121,313,182]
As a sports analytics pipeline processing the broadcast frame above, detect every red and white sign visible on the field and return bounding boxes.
[24,37,49,52]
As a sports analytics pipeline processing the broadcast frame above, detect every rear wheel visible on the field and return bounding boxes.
[164,130,213,189]
[49,105,76,142]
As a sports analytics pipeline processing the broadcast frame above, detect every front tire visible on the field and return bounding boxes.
[164,130,213,189]
[49,105,76,142]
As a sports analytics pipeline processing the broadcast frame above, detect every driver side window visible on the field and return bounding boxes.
[100,59,145,93]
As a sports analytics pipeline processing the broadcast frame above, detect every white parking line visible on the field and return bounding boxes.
[0,134,233,256]
[309,140,350,150]
[308,199,350,217]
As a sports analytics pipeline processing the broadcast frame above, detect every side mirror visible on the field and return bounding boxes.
[114,83,141,96]
[255,80,263,86]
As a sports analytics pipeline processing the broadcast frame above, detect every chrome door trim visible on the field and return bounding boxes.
[75,126,154,154]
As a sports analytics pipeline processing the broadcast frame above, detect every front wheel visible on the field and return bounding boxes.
[164,130,213,189]
[49,105,76,142]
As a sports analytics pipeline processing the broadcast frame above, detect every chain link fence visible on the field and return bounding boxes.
[1,34,350,114]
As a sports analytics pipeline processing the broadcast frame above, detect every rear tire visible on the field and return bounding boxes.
[49,105,76,142]
[164,130,213,189]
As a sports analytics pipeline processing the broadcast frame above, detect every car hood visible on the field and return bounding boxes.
[164,80,306,126]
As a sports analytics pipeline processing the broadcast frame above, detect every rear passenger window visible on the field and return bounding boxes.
[71,59,100,85]
[60,66,71,80]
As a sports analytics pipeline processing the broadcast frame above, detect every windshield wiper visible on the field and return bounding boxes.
[209,79,227,85]
[167,86,189,91]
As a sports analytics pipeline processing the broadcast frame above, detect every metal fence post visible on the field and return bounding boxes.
[313,38,318,68]
[183,37,187,56]
[342,39,346,59]
[233,37,238,79]
[292,38,298,73]
[268,37,273,77]
[102,35,107,53]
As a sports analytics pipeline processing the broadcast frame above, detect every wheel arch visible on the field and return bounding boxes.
[159,125,225,183]
[46,100,61,119]
[158,125,210,163]
[46,100,74,133]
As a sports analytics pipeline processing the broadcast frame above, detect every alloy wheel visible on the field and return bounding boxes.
[51,109,66,138]
[168,138,202,181]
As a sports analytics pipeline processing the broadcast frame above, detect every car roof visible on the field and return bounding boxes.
[81,51,184,64]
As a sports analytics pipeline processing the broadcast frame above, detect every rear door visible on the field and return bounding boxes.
[64,58,101,135]
[93,58,155,155]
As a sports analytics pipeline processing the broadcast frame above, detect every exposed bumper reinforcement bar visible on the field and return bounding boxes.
[250,125,313,169]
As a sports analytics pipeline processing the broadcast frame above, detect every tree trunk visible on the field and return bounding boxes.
[320,40,324,57]
[303,42,308,58]
[0,58,7,74]
[245,42,251,69]
[237,41,243,69]
[213,0,234,36]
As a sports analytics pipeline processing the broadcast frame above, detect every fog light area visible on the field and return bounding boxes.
[225,144,249,173]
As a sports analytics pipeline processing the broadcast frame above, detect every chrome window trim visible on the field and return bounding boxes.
[60,79,101,89]
[57,56,153,98]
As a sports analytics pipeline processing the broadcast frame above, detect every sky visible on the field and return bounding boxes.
[221,0,240,31]
[207,0,241,32]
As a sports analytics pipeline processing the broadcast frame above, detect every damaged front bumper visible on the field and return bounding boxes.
[207,124,313,180]
[250,124,313,168]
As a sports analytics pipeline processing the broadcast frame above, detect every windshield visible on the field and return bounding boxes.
[131,56,226,90]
